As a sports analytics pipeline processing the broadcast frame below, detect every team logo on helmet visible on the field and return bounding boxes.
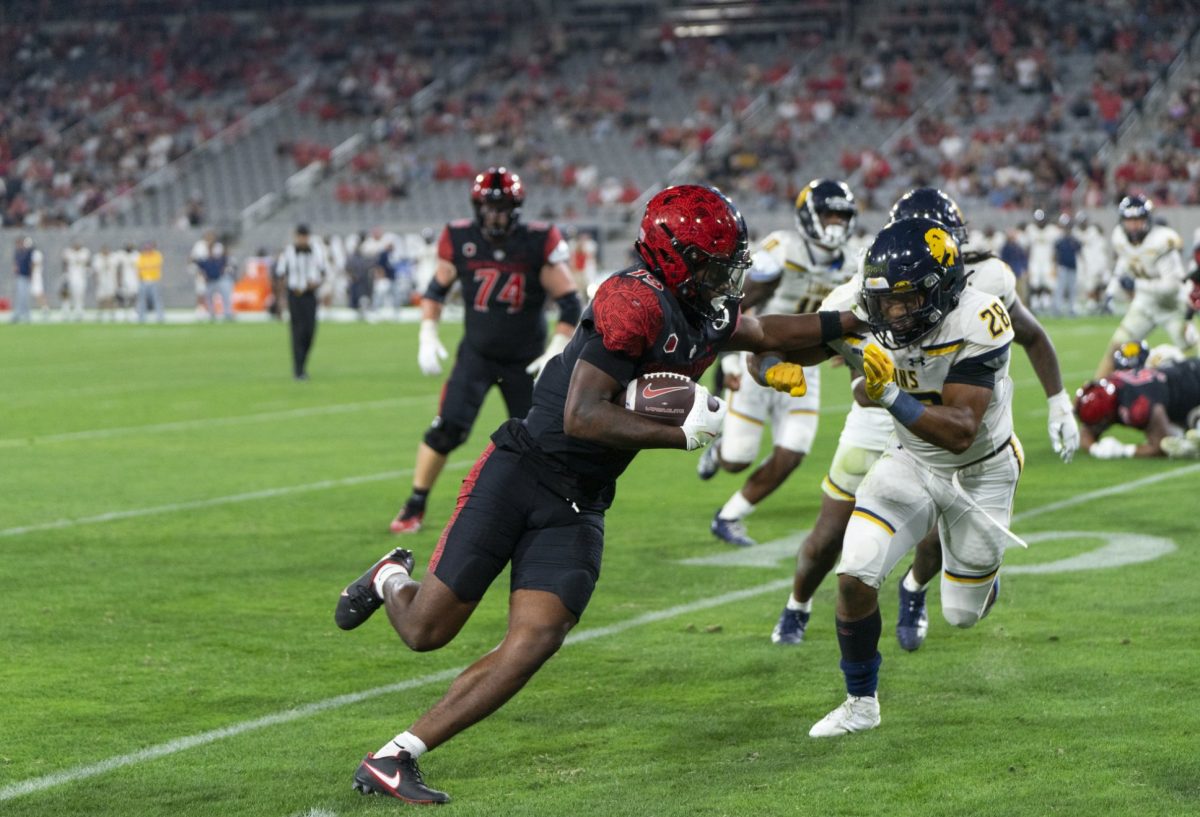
[924,227,958,267]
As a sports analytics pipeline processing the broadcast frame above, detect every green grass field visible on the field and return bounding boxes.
[2,317,1198,817]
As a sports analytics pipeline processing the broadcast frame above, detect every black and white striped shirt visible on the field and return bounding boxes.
[275,243,329,292]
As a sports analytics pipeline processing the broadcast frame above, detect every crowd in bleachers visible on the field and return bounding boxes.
[330,32,793,219]
[1105,72,1200,207]
[1,3,524,229]
[2,1,1197,231]
[704,0,1193,213]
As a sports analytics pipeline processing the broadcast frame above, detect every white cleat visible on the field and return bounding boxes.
[808,695,881,738]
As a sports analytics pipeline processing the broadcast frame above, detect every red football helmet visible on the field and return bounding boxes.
[471,167,524,240]
[635,184,750,320]
[1075,379,1119,427]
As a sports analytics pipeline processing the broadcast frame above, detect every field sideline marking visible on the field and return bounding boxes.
[2,462,1196,801]
[0,397,431,449]
[0,579,793,803]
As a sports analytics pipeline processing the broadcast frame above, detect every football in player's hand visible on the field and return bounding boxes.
[622,372,713,426]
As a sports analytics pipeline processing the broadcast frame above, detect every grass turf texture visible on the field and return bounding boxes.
[1,317,1198,817]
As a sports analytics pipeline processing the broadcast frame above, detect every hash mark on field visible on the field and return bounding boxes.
[0,579,792,803]
[0,397,430,448]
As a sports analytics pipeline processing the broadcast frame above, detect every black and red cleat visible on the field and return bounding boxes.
[353,752,450,804]
[334,548,414,631]
[389,508,424,534]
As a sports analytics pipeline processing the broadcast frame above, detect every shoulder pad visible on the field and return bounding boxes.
[591,272,666,357]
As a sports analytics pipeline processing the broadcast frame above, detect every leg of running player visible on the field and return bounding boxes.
[708,395,765,546]
[893,526,941,651]
[392,348,494,533]
[793,496,856,602]
[400,589,574,747]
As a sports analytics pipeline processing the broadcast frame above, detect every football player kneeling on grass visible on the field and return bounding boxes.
[1076,356,1200,459]
[332,184,865,803]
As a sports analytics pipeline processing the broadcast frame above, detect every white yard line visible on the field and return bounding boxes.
[0,579,793,803]
[0,397,430,449]
[0,462,471,538]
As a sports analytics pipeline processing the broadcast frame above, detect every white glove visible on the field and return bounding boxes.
[1089,436,1135,460]
[1047,390,1080,463]
[525,332,570,378]
[680,384,727,451]
[417,319,448,376]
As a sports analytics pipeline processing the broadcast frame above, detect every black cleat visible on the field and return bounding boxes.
[334,548,414,631]
[352,752,450,804]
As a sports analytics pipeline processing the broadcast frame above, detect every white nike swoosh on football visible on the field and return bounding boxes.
[368,765,402,789]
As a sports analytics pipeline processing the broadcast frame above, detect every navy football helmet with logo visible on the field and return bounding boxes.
[889,187,968,245]
[1118,194,1153,244]
[795,179,858,250]
[636,184,751,321]
[861,216,967,349]
[471,167,524,241]
[1112,340,1150,371]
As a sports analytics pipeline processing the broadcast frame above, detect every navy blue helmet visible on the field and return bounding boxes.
[889,187,968,245]
[1118,194,1153,244]
[861,217,967,349]
[795,179,858,250]
[1112,340,1150,371]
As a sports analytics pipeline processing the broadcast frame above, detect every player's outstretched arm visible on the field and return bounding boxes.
[725,310,863,353]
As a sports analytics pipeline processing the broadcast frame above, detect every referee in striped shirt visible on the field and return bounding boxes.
[274,224,329,381]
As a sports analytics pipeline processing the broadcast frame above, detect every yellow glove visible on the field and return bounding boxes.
[764,362,807,397]
[861,343,896,403]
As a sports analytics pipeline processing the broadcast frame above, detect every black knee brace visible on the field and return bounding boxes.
[424,417,470,455]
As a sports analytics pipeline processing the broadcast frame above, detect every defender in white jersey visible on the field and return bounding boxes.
[1096,195,1197,378]
[783,217,1025,738]
[1022,209,1061,314]
[92,246,119,321]
[700,179,858,547]
[61,241,91,321]
[769,189,1076,651]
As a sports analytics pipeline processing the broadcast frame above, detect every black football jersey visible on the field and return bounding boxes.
[439,219,568,363]
[506,267,739,498]
[1111,358,1200,429]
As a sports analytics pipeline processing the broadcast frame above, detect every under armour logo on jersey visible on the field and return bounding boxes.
[663,333,678,353]
[463,242,477,257]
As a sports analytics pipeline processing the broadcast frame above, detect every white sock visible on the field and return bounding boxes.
[377,731,427,759]
[902,569,929,593]
[372,563,411,599]
[786,594,813,613]
[719,491,755,521]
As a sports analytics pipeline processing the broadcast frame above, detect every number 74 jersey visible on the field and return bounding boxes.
[830,285,1017,469]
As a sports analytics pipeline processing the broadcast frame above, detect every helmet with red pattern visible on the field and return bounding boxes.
[471,167,524,241]
[1074,379,1119,427]
[635,184,750,320]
